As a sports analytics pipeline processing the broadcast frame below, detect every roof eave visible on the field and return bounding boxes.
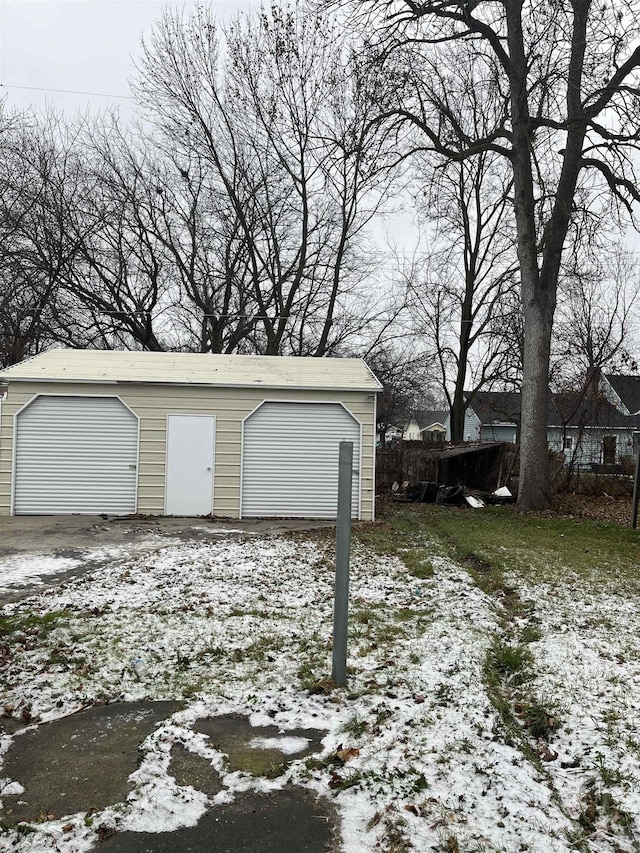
[1,376,381,393]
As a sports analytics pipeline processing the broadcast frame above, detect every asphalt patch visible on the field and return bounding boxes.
[0,701,179,823]
[168,745,224,797]
[96,788,336,853]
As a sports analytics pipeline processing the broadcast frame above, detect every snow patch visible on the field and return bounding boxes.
[247,735,311,754]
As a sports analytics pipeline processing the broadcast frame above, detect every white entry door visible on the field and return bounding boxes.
[165,415,215,515]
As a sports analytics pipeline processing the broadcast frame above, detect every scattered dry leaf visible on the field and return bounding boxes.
[337,747,360,762]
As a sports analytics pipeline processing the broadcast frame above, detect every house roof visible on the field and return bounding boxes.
[0,349,382,392]
[467,388,639,429]
[550,392,639,428]
[411,409,449,430]
[466,392,523,425]
[604,374,640,414]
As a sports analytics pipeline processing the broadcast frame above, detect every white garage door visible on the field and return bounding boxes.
[14,395,138,515]
[241,402,360,519]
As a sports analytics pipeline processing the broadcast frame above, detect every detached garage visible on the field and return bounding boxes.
[0,350,380,520]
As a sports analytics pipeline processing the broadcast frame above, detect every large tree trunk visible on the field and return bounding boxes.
[518,289,555,510]
[507,0,589,510]
[450,272,473,443]
[505,0,556,510]
[450,383,467,443]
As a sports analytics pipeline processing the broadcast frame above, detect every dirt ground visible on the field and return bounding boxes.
[0,514,333,555]
[550,494,634,525]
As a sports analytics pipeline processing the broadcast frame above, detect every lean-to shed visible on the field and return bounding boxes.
[0,350,381,519]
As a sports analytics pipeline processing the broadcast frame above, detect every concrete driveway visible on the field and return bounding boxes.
[0,515,332,603]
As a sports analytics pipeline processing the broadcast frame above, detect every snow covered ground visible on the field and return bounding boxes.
[1,531,639,852]
[0,537,183,597]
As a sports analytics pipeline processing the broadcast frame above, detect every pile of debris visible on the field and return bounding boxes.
[393,480,515,508]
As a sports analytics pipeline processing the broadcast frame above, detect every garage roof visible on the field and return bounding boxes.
[0,349,382,392]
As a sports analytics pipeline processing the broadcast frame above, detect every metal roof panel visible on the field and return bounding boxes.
[0,349,382,392]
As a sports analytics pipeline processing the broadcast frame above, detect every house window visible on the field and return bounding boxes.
[563,436,573,451]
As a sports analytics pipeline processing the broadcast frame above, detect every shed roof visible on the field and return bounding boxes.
[0,349,382,392]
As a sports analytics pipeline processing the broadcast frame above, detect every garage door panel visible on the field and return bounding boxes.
[241,402,360,519]
[14,396,138,515]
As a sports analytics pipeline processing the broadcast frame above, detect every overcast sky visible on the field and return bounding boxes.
[0,0,417,256]
[0,0,251,114]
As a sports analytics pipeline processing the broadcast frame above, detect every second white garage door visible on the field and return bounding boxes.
[14,395,138,515]
[241,402,360,519]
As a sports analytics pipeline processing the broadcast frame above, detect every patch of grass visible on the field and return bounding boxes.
[592,752,638,788]
[443,837,460,853]
[194,645,225,662]
[352,520,438,581]
[244,633,282,662]
[0,821,36,836]
[353,608,379,626]
[373,503,640,592]
[395,608,420,622]
[175,651,192,670]
[0,610,68,639]
[297,661,337,695]
[516,698,561,740]
[403,553,435,579]
[434,682,455,706]
[482,645,555,766]
[366,805,412,853]
[626,736,640,758]
[576,778,634,839]
[519,623,542,644]
[487,640,533,684]
[373,621,408,642]
[339,714,368,738]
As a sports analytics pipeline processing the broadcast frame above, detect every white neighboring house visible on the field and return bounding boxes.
[402,410,449,442]
[449,387,640,468]
[402,417,421,441]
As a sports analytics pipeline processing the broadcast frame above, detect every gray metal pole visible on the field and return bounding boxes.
[332,441,353,686]
[632,449,640,529]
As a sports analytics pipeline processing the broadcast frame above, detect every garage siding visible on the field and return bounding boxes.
[0,383,376,520]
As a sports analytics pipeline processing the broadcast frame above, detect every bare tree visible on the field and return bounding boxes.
[0,8,398,363]
[0,110,87,365]
[135,2,393,357]
[553,247,640,383]
[406,151,520,441]
[338,0,640,509]
[367,346,437,445]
